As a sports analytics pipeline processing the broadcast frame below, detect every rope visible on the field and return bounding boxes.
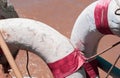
[25,39,120,77]
[26,50,32,78]
[105,54,120,78]
[87,41,120,61]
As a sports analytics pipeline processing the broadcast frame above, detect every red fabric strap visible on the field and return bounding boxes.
[83,59,99,78]
[83,1,113,78]
[48,49,86,78]
[94,0,113,34]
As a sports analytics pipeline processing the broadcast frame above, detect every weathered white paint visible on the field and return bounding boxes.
[0,18,85,78]
[0,0,119,77]
[70,0,120,77]
[71,0,120,58]
[0,18,84,78]
[0,18,74,63]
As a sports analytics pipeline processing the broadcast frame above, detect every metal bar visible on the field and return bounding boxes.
[105,54,120,78]
[96,56,120,78]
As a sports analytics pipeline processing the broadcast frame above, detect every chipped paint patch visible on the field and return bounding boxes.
[0,29,10,40]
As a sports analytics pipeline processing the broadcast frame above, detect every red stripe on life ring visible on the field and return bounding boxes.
[48,49,86,78]
[94,0,113,34]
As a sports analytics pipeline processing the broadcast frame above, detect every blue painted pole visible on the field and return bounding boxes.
[96,56,120,77]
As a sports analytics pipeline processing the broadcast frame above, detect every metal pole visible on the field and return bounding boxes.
[105,54,120,78]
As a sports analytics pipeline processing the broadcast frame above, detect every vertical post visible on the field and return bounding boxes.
[0,31,22,78]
